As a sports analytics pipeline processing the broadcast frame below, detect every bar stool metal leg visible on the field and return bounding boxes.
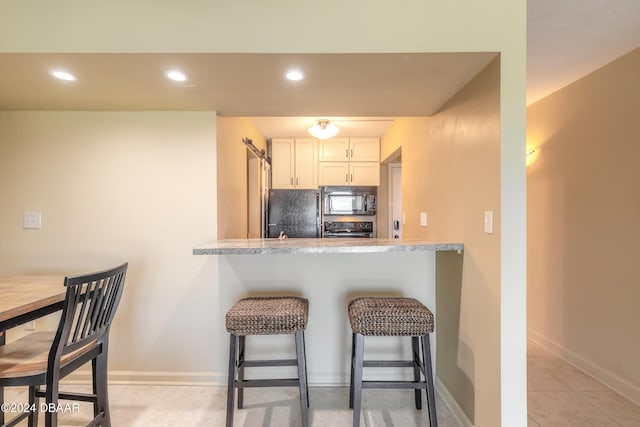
[422,334,438,427]
[226,334,238,427]
[302,332,310,407]
[237,336,246,409]
[295,331,309,427]
[412,336,423,410]
[349,332,356,409]
[352,333,365,427]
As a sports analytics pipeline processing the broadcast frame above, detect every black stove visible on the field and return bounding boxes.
[323,221,374,238]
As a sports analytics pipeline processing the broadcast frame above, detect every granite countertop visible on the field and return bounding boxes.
[193,238,464,255]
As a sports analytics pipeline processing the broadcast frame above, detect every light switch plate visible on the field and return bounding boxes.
[23,211,42,229]
[484,211,494,234]
[420,212,428,227]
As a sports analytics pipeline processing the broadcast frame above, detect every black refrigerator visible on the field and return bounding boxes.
[266,189,321,238]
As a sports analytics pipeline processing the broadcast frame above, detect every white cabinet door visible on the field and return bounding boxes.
[350,162,380,186]
[349,137,380,162]
[272,138,317,189]
[271,138,295,189]
[318,162,350,185]
[319,161,379,185]
[318,138,350,161]
[294,138,317,189]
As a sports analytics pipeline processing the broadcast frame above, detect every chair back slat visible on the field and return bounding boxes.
[82,280,105,339]
[49,264,128,361]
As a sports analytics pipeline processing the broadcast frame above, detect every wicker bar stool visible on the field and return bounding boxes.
[225,296,310,427]
[348,297,437,427]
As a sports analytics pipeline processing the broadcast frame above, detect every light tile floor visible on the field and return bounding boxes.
[527,339,640,427]
[3,341,639,426]
[4,385,459,426]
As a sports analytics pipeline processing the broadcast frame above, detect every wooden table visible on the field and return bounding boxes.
[0,276,65,424]
[0,275,66,338]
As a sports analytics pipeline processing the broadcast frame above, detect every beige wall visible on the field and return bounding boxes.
[0,1,527,424]
[0,111,219,375]
[381,58,501,425]
[527,47,640,403]
[216,117,266,239]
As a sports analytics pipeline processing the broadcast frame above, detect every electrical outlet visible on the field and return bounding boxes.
[23,211,42,229]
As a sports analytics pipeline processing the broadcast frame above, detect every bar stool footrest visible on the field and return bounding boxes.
[241,359,298,368]
[362,380,427,390]
[236,378,300,388]
[362,360,417,368]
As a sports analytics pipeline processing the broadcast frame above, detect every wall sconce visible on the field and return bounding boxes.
[526,149,538,167]
[308,120,340,139]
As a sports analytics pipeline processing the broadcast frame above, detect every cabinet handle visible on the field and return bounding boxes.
[346,149,349,158]
[291,177,294,186]
[350,148,353,158]
[345,173,349,183]
[350,174,353,182]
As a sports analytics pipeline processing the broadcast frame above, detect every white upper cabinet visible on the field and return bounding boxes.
[318,137,380,186]
[349,162,380,186]
[271,138,317,189]
[318,162,380,186]
[318,137,380,162]
[318,138,350,161]
[293,138,317,188]
[348,137,381,162]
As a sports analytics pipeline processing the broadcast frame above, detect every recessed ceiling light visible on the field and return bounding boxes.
[50,70,77,81]
[166,70,188,82]
[285,70,304,81]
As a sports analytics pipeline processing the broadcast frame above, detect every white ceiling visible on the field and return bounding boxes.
[0,1,638,138]
[0,52,496,138]
[527,0,640,104]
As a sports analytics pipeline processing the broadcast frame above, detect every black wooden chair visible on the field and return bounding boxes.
[0,263,128,427]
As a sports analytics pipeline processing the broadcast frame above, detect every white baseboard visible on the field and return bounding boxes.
[66,369,423,387]
[435,377,474,427]
[64,370,227,386]
[528,329,640,405]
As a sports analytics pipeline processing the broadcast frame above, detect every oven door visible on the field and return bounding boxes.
[324,231,372,238]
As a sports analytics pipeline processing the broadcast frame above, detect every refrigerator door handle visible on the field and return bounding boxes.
[316,192,321,237]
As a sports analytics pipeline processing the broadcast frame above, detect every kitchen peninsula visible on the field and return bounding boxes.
[193,237,463,255]
[194,238,463,385]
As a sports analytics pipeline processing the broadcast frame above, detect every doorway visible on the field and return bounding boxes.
[388,163,402,239]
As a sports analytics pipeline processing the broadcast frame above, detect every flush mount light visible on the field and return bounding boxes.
[285,70,304,81]
[50,70,77,81]
[166,70,188,82]
[308,120,339,139]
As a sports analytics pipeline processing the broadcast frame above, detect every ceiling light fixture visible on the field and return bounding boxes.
[285,70,304,81]
[308,120,339,139]
[166,70,188,82]
[50,70,77,81]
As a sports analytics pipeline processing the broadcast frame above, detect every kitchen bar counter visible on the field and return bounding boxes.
[193,238,463,255]
[195,237,464,387]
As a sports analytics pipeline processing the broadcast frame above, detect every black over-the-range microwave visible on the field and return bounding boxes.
[322,187,377,216]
